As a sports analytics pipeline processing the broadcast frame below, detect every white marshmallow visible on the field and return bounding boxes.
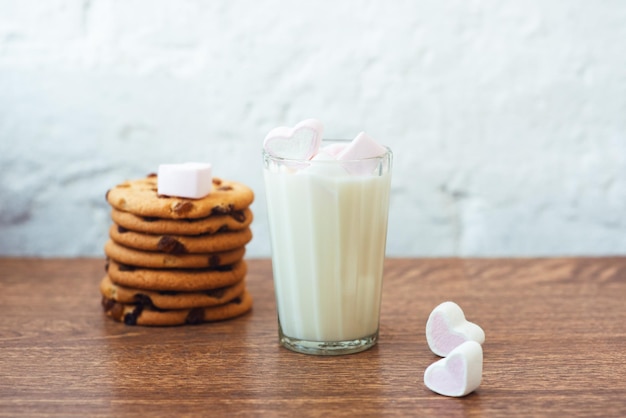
[157,162,212,199]
[322,142,348,157]
[426,301,485,357]
[299,150,349,177]
[310,149,336,161]
[424,341,483,397]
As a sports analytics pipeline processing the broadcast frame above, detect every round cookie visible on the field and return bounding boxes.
[101,289,253,326]
[104,239,245,269]
[100,275,246,310]
[106,175,254,219]
[109,224,253,254]
[106,259,247,291]
[111,207,253,236]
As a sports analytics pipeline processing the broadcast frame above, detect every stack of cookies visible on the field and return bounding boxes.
[100,174,254,326]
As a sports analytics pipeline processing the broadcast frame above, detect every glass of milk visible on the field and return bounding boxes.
[263,140,392,355]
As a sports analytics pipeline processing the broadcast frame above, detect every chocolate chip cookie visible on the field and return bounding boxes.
[106,175,254,219]
[104,239,245,269]
[100,275,246,310]
[105,259,247,292]
[110,207,253,236]
[101,289,253,326]
[109,224,253,254]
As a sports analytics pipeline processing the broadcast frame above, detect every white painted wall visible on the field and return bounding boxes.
[1,0,625,257]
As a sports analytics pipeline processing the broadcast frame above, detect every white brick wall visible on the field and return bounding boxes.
[1,0,625,257]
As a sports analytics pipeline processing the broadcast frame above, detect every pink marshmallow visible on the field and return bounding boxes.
[336,132,388,175]
[157,162,212,199]
[426,301,485,357]
[336,132,387,161]
[424,341,483,397]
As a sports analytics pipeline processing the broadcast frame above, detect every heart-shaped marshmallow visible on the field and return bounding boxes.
[263,119,323,160]
[426,301,485,357]
[424,340,483,397]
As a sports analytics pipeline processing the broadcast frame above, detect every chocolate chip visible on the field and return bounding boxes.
[101,297,124,321]
[157,194,171,198]
[157,236,187,254]
[124,305,144,325]
[111,307,125,321]
[147,173,157,178]
[204,288,226,299]
[158,290,178,296]
[217,225,229,232]
[215,264,233,272]
[231,297,242,305]
[173,201,194,215]
[101,296,115,312]
[217,185,233,191]
[212,178,222,186]
[230,211,246,223]
[211,204,234,215]
[117,225,129,233]
[186,308,204,325]
[134,293,154,308]
[118,263,136,272]
[178,265,229,273]
[208,255,220,267]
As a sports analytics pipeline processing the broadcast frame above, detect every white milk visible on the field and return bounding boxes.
[264,164,391,342]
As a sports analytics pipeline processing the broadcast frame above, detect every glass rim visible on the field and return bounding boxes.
[262,140,393,164]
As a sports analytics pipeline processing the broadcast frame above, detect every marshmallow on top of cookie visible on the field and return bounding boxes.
[157,162,213,199]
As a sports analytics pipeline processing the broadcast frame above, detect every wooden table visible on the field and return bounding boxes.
[1,257,625,417]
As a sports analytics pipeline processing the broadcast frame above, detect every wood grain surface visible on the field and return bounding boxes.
[1,257,625,417]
